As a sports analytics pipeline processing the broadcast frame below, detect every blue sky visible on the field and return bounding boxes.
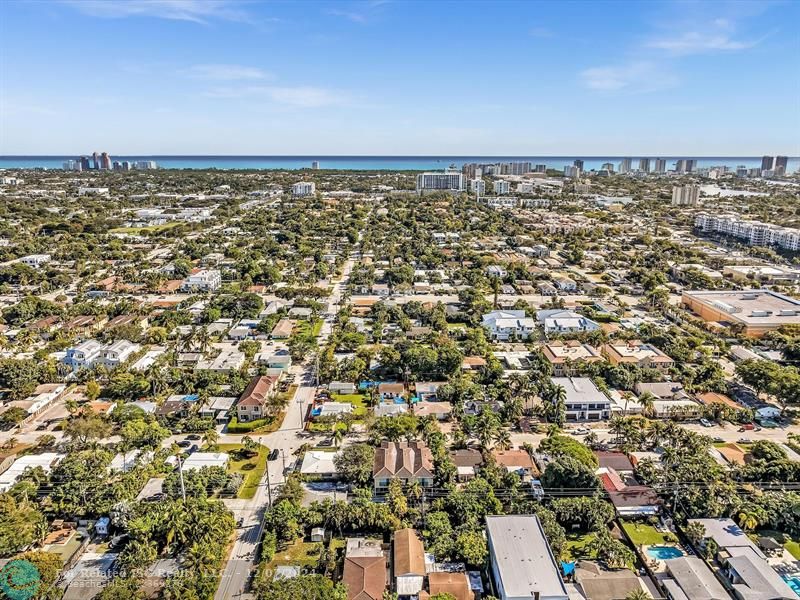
[1,0,798,155]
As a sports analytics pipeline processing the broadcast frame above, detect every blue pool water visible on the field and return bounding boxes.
[646,546,684,560]
[782,575,800,596]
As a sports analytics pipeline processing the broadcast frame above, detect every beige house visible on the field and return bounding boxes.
[373,441,434,490]
[236,375,279,422]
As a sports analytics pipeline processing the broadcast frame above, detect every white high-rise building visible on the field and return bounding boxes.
[563,165,580,178]
[619,158,632,173]
[468,178,485,195]
[639,158,650,173]
[292,181,316,197]
[494,180,511,195]
[416,171,464,193]
[672,185,700,206]
[654,158,666,173]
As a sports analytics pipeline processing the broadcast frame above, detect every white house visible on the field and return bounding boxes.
[536,309,600,335]
[182,269,222,292]
[63,340,140,371]
[550,377,611,421]
[20,254,51,268]
[482,310,536,341]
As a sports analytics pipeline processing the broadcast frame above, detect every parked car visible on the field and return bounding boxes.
[571,427,590,436]
[699,418,713,428]
[738,437,752,444]
[176,440,191,448]
[738,423,756,432]
[187,434,202,440]
[268,448,280,461]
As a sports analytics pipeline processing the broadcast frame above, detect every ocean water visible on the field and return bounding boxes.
[0,155,797,172]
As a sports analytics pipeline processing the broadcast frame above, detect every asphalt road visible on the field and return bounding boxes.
[213,256,354,600]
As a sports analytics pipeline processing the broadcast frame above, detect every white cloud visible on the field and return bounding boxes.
[61,0,250,24]
[646,31,758,55]
[579,61,677,93]
[202,85,351,107]
[183,64,270,80]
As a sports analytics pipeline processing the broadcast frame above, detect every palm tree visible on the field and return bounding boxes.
[624,590,651,600]
[494,429,512,450]
[333,427,344,448]
[737,510,759,532]
[204,427,219,449]
[638,391,657,419]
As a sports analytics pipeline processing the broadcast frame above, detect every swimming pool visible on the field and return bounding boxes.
[781,574,800,596]
[646,546,684,560]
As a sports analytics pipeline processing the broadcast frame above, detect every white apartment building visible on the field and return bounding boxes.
[493,180,511,195]
[563,165,580,178]
[468,178,485,195]
[292,181,316,197]
[20,254,51,268]
[536,309,601,335]
[63,340,141,371]
[695,213,800,252]
[672,184,700,206]
[551,377,611,421]
[482,310,536,341]
[415,171,464,193]
[182,269,222,292]
[482,196,520,209]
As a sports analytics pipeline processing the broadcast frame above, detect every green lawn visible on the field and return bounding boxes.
[786,540,800,560]
[267,540,323,569]
[562,532,598,562]
[109,222,182,234]
[216,443,268,500]
[331,393,368,416]
[621,522,672,546]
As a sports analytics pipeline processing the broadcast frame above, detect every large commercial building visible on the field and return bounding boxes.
[694,213,800,252]
[672,184,700,206]
[682,289,800,337]
[638,158,650,172]
[618,158,632,173]
[775,155,789,174]
[654,158,666,173]
[486,515,569,600]
[761,155,775,171]
[675,159,696,173]
[416,171,464,193]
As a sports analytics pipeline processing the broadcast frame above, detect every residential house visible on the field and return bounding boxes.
[553,276,578,292]
[450,449,483,482]
[486,515,569,600]
[492,449,539,481]
[414,381,446,402]
[392,529,426,598]
[199,396,236,424]
[236,375,279,422]
[373,441,434,490]
[536,310,600,335]
[427,572,474,600]
[634,383,701,418]
[660,556,732,600]
[573,562,648,600]
[64,315,107,336]
[378,383,405,403]
[597,466,660,516]
[300,450,340,480]
[550,377,611,421]
[541,341,603,377]
[482,310,536,341]
[343,538,387,600]
[271,319,294,339]
[537,281,558,296]
[182,269,221,292]
[602,340,674,371]
[413,401,451,420]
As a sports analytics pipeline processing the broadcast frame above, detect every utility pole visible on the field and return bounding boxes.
[265,463,273,507]
[176,453,186,502]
